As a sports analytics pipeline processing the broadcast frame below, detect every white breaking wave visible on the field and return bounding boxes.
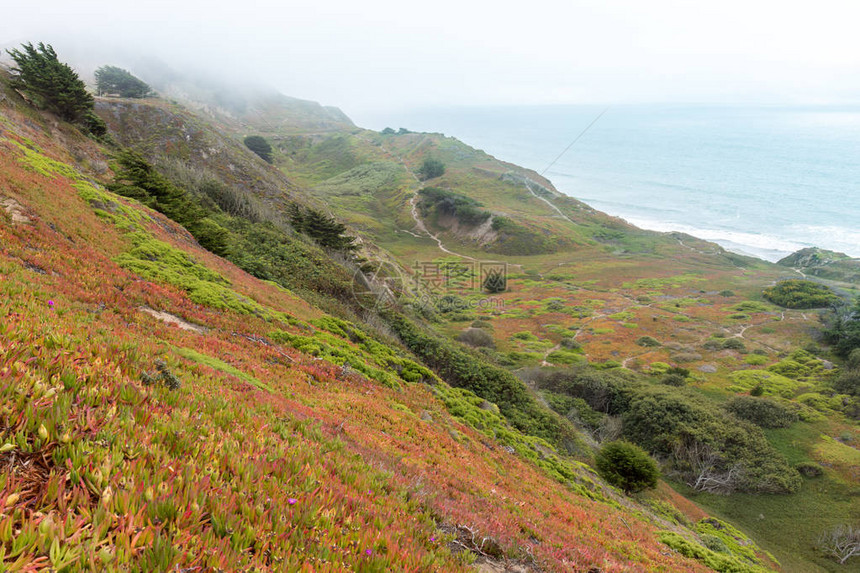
[619,215,814,262]
[787,224,860,258]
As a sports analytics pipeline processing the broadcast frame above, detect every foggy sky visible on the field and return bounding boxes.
[3,0,860,119]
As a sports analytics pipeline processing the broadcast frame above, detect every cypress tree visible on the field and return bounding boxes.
[7,43,94,124]
[94,65,153,98]
[243,135,274,163]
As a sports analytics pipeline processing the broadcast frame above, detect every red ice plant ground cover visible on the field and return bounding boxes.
[0,107,714,571]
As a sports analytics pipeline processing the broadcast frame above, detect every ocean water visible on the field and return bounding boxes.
[357,105,860,262]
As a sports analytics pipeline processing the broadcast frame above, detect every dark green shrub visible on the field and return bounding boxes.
[418,187,490,226]
[560,337,581,350]
[750,384,764,396]
[763,280,840,309]
[795,461,824,478]
[141,360,181,390]
[288,204,358,252]
[699,535,729,554]
[385,312,581,452]
[417,158,445,180]
[83,110,107,138]
[527,366,636,415]
[833,369,860,396]
[595,440,660,494]
[666,366,690,377]
[848,348,860,370]
[824,300,860,358]
[661,373,687,387]
[243,135,274,163]
[622,386,800,493]
[489,216,557,256]
[224,217,354,301]
[190,217,230,256]
[567,397,605,429]
[456,328,495,349]
[531,365,800,494]
[721,338,746,351]
[636,336,661,347]
[724,396,798,428]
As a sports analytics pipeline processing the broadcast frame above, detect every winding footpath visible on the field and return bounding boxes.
[521,181,575,224]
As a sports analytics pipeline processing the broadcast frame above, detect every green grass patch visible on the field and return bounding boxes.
[174,346,273,392]
[728,370,808,398]
[115,232,266,316]
[546,350,587,365]
[658,531,772,573]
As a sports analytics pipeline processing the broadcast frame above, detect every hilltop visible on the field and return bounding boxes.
[1,51,858,573]
[778,248,860,286]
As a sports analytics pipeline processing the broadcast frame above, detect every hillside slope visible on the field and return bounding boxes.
[0,70,741,572]
[2,63,857,573]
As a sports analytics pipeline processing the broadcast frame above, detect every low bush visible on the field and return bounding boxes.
[724,396,798,428]
[848,348,860,370]
[744,354,769,366]
[636,336,661,347]
[141,359,181,390]
[594,440,659,494]
[763,279,840,309]
[418,187,489,226]
[823,298,860,357]
[623,386,800,493]
[661,373,687,387]
[795,461,824,478]
[722,338,747,351]
[833,369,860,396]
[385,312,582,453]
[700,535,729,554]
[489,216,558,255]
[417,158,445,180]
[672,352,702,363]
[108,150,230,255]
[456,328,495,348]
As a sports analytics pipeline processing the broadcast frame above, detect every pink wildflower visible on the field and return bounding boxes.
[288,498,297,505]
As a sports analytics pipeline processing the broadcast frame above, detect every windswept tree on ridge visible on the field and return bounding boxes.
[6,42,106,136]
[94,65,154,98]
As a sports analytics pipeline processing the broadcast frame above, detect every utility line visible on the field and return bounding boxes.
[539,107,609,176]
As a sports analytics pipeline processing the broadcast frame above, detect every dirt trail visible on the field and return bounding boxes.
[521,182,574,224]
[540,343,561,367]
[139,306,207,333]
[408,193,476,261]
[369,137,476,262]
